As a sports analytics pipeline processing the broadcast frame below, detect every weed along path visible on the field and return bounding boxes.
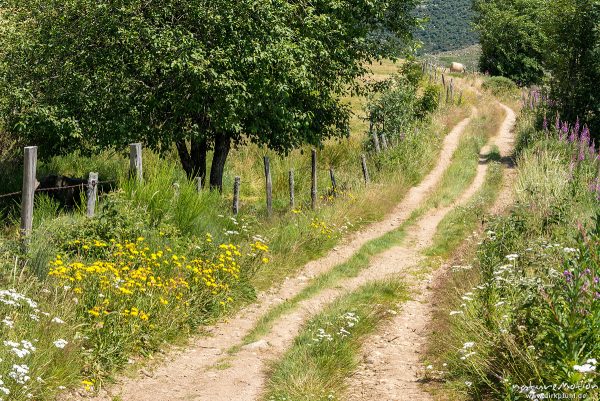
[344,103,516,401]
[86,108,476,401]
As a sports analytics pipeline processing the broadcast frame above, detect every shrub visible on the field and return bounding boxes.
[481,76,519,97]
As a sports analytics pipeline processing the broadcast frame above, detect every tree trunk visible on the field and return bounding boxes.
[191,137,208,186]
[176,140,194,178]
[209,131,231,192]
[176,138,208,183]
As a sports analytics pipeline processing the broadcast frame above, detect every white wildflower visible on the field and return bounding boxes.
[9,364,30,384]
[53,339,68,349]
[574,364,596,373]
[51,317,65,324]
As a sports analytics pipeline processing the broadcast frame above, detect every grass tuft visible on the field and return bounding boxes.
[264,279,408,401]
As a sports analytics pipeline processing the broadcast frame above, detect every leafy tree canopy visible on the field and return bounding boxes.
[544,0,600,133]
[473,0,546,86]
[0,0,419,189]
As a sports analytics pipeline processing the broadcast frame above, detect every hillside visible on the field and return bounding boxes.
[414,0,478,54]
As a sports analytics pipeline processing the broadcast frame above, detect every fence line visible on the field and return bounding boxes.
[3,62,458,235]
[0,180,116,199]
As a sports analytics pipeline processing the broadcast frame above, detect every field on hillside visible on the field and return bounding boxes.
[426,45,482,72]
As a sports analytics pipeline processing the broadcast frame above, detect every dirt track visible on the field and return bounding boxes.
[86,98,517,401]
[345,103,516,401]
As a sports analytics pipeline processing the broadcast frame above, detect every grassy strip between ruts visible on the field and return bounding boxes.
[263,279,409,401]
[425,149,504,258]
[238,220,412,348]
[238,100,506,348]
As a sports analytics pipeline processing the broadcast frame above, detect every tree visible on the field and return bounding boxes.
[473,0,546,86]
[544,0,600,134]
[0,0,419,190]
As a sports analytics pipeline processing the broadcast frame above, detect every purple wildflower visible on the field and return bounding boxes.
[565,123,576,142]
[581,125,591,147]
[564,270,573,282]
[578,144,586,161]
[543,114,548,132]
[555,113,561,131]
[573,117,581,138]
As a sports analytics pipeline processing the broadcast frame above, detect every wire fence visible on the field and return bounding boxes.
[0,180,116,199]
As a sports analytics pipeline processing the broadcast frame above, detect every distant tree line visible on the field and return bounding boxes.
[474,0,600,134]
[414,0,479,54]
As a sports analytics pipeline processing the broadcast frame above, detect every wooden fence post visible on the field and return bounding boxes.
[370,115,381,153]
[86,172,98,218]
[361,154,370,184]
[329,167,337,198]
[380,133,388,150]
[311,149,317,210]
[129,143,143,182]
[289,169,295,209]
[195,177,202,193]
[264,156,273,217]
[232,176,240,215]
[442,74,446,88]
[20,146,37,239]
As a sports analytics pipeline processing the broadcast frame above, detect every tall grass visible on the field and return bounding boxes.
[433,110,600,399]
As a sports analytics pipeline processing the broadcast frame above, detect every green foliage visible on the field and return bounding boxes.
[481,76,519,98]
[0,0,420,185]
[473,0,546,85]
[414,0,479,54]
[474,0,600,133]
[544,0,600,134]
[367,63,440,141]
[417,84,441,118]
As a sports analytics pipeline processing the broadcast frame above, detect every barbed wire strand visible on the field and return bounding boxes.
[0,179,116,200]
